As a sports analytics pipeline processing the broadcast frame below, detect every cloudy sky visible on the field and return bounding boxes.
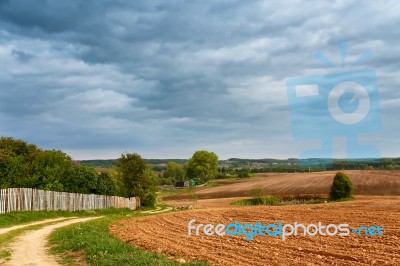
[0,0,399,160]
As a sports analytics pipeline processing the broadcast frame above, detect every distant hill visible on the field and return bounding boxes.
[79,159,189,169]
[79,157,400,171]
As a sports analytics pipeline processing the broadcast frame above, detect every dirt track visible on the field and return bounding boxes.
[0,218,71,235]
[5,217,101,266]
[110,197,400,266]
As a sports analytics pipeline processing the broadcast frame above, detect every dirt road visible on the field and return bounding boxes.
[0,218,72,235]
[5,217,102,266]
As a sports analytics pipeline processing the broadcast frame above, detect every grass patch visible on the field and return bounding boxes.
[49,212,208,266]
[331,197,354,202]
[231,194,326,206]
[0,219,79,262]
[0,249,11,259]
[0,208,132,229]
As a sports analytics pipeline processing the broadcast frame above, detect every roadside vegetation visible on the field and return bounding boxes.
[0,209,132,262]
[49,211,208,266]
[0,137,121,196]
[0,137,221,208]
[0,208,131,229]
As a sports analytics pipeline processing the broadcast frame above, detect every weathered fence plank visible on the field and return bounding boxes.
[0,188,138,214]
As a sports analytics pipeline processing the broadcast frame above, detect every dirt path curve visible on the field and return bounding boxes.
[140,207,172,214]
[5,216,102,266]
[0,218,73,235]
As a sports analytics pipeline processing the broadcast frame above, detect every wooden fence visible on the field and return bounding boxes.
[0,188,139,214]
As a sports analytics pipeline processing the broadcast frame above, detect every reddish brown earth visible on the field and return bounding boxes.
[163,171,400,202]
[111,171,400,265]
[110,197,400,266]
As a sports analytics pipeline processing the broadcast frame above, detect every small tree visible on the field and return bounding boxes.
[329,172,353,200]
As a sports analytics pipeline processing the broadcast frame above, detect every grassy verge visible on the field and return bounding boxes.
[231,195,326,206]
[0,208,131,229]
[49,212,208,266]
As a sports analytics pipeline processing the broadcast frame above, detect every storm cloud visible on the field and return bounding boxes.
[0,0,398,159]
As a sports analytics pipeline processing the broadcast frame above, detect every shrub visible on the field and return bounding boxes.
[237,171,250,178]
[250,186,263,199]
[140,191,157,207]
[329,172,353,200]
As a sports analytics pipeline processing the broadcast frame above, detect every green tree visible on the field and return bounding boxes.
[31,150,74,191]
[163,162,185,182]
[114,153,157,207]
[329,172,353,200]
[63,164,98,194]
[0,137,40,188]
[186,150,218,182]
[96,172,121,196]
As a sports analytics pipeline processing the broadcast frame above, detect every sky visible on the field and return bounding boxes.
[0,0,399,160]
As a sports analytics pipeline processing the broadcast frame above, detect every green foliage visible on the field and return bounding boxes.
[64,164,98,194]
[186,150,218,182]
[237,170,250,178]
[190,177,205,186]
[49,214,208,266]
[0,136,123,196]
[329,172,353,200]
[231,196,281,206]
[96,172,122,196]
[32,150,74,191]
[0,208,132,229]
[231,195,325,206]
[114,153,158,206]
[0,137,75,190]
[250,186,263,199]
[163,161,185,182]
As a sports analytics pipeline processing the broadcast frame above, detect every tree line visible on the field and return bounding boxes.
[0,137,219,206]
[0,137,121,196]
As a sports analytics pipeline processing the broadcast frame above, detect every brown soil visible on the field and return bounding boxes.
[110,197,400,266]
[163,170,400,201]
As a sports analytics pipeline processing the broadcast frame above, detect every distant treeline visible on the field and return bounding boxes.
[81,157,400,172]
[80,159,188,169]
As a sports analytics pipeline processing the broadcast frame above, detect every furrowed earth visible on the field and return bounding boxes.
[109,171,400,266]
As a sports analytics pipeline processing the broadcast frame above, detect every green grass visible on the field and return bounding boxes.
[231,195,326,206]
[49,212,208,266]
[0,249,11,259]
[0,208,132,229]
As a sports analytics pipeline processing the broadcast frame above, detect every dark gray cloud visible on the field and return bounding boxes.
[0,0,399,159]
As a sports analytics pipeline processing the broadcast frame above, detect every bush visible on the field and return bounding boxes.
[329,172,353,200]
[250,186,263,199]
[140,190,157,207]
[237,171,250,178]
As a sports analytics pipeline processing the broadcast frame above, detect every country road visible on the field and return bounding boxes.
[4,217,102,266]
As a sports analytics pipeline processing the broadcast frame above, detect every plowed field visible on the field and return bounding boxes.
[163,171,400,202]
[110,197,400,266]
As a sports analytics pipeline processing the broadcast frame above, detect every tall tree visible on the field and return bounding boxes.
[186,150,218,182]
[114,153,157,206]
